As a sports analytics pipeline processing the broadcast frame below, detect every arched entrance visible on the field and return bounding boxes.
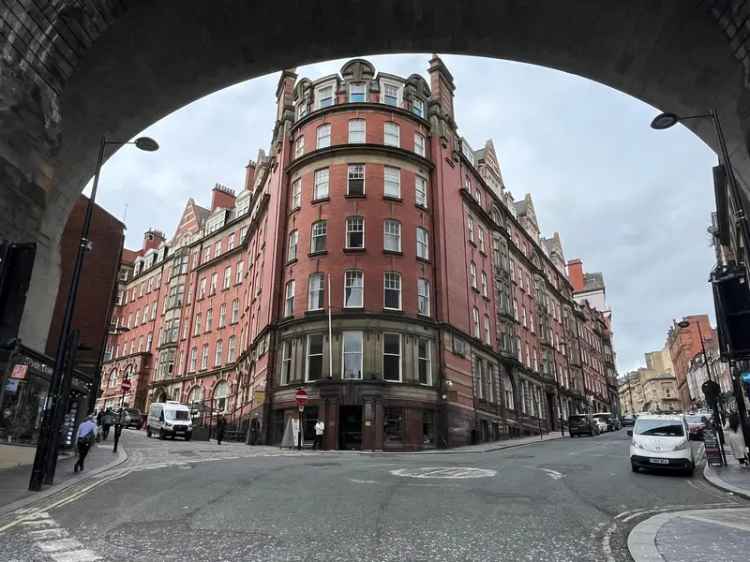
[1,2,748,349]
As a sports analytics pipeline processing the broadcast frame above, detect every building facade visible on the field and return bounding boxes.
[97,56,618,449]
[666,315,716,410]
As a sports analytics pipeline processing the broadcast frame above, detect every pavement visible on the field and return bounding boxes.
[627,451,750,561]
[1,428,746,561]
[0,437,127,517]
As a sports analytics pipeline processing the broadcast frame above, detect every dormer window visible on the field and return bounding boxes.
[381,80,402,107]
[412,98,425,118]
[316,83,335,109]
[349,82,366,103]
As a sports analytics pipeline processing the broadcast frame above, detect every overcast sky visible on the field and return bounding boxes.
[89,53,717,375]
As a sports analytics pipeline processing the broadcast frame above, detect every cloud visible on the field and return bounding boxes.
[93,54,717,374]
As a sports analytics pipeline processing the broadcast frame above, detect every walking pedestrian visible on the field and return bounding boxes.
[313,418,325,450]
[101,408,114,441]
[216,414,226,445]
[74,415,97,473]
[725,412,749,466]
[249,415,260,446]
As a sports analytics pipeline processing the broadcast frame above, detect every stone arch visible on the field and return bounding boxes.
[2,2,750,351]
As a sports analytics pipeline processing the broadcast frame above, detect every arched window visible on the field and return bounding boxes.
[188,385,203,408]
[214,381,229,413]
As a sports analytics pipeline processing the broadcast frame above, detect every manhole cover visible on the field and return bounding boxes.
[390,467,496,479]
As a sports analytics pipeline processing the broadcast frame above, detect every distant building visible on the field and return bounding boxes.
[666,315,716,410]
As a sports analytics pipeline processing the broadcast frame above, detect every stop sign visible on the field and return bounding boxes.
[121,379,131,392]
[295,388,308,411]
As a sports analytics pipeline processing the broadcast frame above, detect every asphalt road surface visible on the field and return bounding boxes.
[1,429,746,561]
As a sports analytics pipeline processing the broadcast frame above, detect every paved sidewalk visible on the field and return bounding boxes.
[628,507,750,562]
[0,440,126,516]
[704,455,750,499]
[416,431,563,454]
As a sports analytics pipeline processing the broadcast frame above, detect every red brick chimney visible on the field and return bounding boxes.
[428,54,455,122]
[211,184,236,211]
[244,161,257,191]
[143,229,165,252]
[567,258,585,292]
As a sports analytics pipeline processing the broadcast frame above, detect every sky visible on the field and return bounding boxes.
[88,53,717,375]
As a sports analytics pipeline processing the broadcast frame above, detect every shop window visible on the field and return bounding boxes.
[384,407,403,444]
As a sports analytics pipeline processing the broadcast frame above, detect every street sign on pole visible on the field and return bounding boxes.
[295,388,308,410]
[121,379,131,392]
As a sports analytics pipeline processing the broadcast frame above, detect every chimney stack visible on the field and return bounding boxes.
[244,160,257,191]
[428,54,456,123]
[211,183,236,211]
[143,229,166,252]
[567,258,585,292]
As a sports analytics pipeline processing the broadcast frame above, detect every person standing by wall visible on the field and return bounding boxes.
[249,415,260,445]
[313,419,325,450]
[216,414,226,445]
[74,414,97,472]
[725,412,749,466]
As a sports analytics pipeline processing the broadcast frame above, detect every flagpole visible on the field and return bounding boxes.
[327,273,333,378]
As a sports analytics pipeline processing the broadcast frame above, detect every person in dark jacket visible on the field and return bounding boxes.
[249,416,260,445]
[216,415,226,445]
[101,408,114,441]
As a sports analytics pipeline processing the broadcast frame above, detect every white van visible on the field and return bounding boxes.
[146,401,192,441]
[628,414,693,475]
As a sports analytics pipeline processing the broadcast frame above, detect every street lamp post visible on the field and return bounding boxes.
[28,136,158,491]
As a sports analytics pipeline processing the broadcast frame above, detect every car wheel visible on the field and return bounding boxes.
[146,426,151,438]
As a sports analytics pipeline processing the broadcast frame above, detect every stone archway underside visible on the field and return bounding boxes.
[2,0,749,349]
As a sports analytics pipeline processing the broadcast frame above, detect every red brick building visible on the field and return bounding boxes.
[47,194,125,412]
[667,314,716,410]
[97,56,618,449]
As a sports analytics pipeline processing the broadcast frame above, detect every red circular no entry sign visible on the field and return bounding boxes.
[121,379,131,392]
[295,388,308,410]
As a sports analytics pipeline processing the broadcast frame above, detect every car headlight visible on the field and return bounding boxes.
[164,422,172,428]
[672,439,689,451]
[632,439,647,451]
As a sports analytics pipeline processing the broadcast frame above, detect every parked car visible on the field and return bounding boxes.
[117,408,143,429]
[146,401,192,440]
[628,414,694,475]
[569,414,599,437]
[610,417,622,431]
[593,412,614,432]
[622,415,635,427]
[684,414,707,441]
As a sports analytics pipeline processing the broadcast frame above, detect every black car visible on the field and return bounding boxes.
[569,414,599,437]
[622,415,635,427]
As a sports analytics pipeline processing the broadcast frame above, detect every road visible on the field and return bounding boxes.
[0,428,746,561]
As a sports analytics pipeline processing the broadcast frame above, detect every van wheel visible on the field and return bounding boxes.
[685,464,695,477]
[158,429,165,440]
[146,426,151,438]
[631,463,638,473]
[185,434,192,441]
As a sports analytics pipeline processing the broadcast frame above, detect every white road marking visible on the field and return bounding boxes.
[50,551,102,562]
[28,528,69,540]
[36,538,82,552]
[349,478,378,484]
[390,467,497,479]
[600,521,617,562]
[540,468,565,480]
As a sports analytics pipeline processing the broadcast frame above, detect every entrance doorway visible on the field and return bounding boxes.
[339,406,362,450]
[547,393,556,430]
